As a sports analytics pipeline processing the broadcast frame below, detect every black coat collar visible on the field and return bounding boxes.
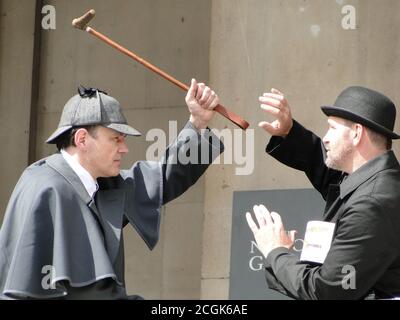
[340,150,399,199]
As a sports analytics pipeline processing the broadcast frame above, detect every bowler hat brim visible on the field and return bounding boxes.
[321,105,400,140]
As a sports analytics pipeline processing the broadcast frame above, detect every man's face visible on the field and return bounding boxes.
[322,117,354,172]
[84,126,129,178]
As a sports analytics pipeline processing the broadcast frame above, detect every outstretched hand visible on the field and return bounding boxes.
[246,204,296,258]
[258,88,293,137]
[186,78,219,130]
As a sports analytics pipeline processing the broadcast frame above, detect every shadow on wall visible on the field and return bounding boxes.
[0,0,4,105]
[0,1,5,225]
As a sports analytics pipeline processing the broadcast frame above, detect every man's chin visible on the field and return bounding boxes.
[325,159,343,172]
[110,170,120,177]
[325,159,335,170]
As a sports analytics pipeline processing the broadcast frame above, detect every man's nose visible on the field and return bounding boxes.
[322,133,329,147]
[119,140,129,154]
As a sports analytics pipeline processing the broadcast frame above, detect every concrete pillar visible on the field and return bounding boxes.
[202,0,400,299]
[0,0,37,222]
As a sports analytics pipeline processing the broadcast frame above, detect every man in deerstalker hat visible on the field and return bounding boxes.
[247,86,400,299]
[0,79,223,299]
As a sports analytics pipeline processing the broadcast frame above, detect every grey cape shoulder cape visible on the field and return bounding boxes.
[0,122,223,299]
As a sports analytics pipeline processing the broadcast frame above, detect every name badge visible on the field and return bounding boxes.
[300,221,335,264]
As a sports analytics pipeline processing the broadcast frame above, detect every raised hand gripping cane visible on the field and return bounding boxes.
[72,9,249,130]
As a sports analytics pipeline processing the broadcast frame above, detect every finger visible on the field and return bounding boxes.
[246,212,258,234]
[270,211,283,229]
[208,92,219,110]
[257,204,273,225]
[261,93,285,102]
[259,96,286,109]
[186,78,197,100]
[204,91,218,110]
[196,83,206,100]
[258,121,276,134]
[199,87,212,105]
[260,104,281,116]
[289,230,297,242]
[253,205,266,227]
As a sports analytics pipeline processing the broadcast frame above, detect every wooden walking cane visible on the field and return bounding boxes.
[72,9,249,130]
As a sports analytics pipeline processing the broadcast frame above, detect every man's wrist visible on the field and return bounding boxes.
[281,121,294,138]
[189,115,208,131]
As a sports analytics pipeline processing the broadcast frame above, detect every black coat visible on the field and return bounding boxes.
[264,120,400,299]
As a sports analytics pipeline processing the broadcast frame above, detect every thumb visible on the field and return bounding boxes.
[187,78,197,100]
[258,121,276,134]
[289,230,297,242]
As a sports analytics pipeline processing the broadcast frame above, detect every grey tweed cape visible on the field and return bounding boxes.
[0,122,223,299]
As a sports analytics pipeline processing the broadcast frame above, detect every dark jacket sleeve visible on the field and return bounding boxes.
[266,120,344,200]
[161,121,224,204]
[114,121,223,250]
[264,195,398,300]
[115,120,223,207]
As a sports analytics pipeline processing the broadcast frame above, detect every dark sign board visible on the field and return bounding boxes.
[229,189,325,300]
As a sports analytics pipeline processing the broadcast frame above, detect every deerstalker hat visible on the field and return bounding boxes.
[46,86,141,144]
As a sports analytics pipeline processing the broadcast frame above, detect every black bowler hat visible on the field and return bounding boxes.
[321,86,400,139]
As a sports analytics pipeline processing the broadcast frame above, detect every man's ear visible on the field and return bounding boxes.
[352,123,363,146]
[74,128,89,148]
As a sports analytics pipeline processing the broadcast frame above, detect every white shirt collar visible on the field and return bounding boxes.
[61,149,99,198]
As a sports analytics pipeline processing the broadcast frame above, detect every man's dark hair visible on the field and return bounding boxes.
[343,119,392,150]
[54,125,99,151]
[367,127,392,150]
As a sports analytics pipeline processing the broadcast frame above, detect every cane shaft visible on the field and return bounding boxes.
[87,27,188,90]
[86,27,249,130]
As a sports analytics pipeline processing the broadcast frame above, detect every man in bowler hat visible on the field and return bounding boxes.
[247,86,400,299]
[0,79,223,299]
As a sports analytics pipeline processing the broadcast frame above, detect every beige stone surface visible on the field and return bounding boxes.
[124,211,165,299]
[0,0,36,221]
[37,0,211,114]
[200,278,229,300]
[161,202,204,299]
